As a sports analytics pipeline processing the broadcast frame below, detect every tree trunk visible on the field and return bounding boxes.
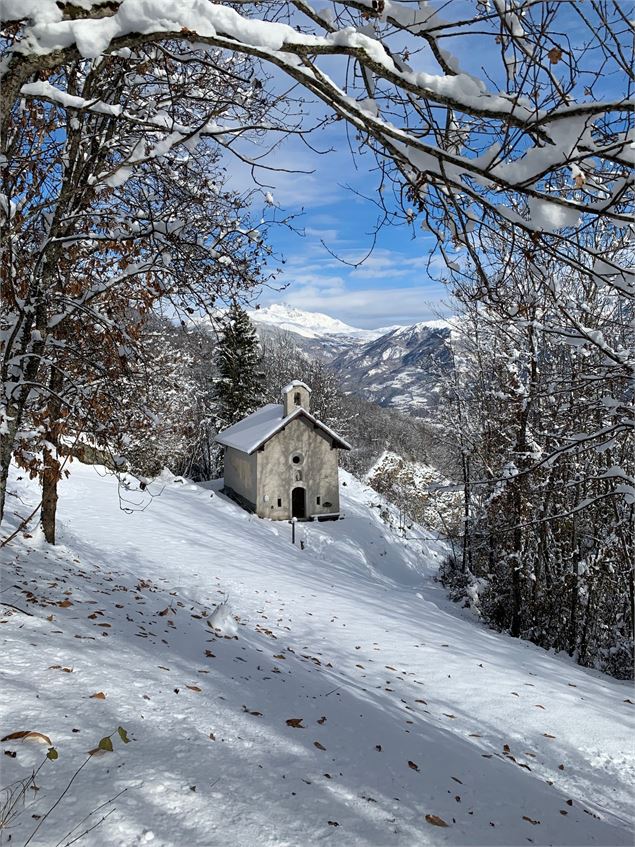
[40,368,64,544]
[0,422,16,525]
[41,445,60,544]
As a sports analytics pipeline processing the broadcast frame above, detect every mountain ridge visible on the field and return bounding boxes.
[250,304,455,415]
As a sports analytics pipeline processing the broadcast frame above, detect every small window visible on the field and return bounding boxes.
[295,470,302,482]
[294,391,301,406]
[277,498,282,507]
[316,496,321,505]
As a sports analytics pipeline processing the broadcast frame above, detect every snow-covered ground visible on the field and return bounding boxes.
[0,463,633,847]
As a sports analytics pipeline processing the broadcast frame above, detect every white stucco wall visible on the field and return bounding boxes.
[223,446,257,509]
[254,416,340,520]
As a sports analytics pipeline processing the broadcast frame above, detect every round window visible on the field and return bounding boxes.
[291,452,304,465]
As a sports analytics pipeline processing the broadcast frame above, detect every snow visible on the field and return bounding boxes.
[214,402,283,452]
[1,462,633,847]
[215,403,351,454]
[281,379,312,394]
[248,303,385,340]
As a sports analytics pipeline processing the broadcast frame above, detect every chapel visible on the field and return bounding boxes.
[215,381,350,520]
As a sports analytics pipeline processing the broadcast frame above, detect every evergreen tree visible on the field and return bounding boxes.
[215,302,264,428]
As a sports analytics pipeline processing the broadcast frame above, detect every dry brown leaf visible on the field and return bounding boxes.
[186,685,201,692]
[522,815,540,825]
[425,814,448,827]
[286,718,304,728]
[1,730,51,745]
[408,760,419,771]
[89,692,106,700]
[314,741,326,751]
[547,46,562,64]
[543,732,556,738]
[317,716,327,725]
[58,599,73,608]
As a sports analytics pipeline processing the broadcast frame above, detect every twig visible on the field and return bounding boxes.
[0,502,41,549]
[24,757,92,846]
[0,600,34,617]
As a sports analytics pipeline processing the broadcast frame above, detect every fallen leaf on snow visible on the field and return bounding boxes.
[407,760,419,771]
[314,741,326,751]
[425,814,448,827]
[522,816,540,825]
[286,718,304,728]
[89,692,106,700]
[1,731,51,745]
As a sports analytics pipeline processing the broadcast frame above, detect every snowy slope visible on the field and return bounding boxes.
[1,464,633,847]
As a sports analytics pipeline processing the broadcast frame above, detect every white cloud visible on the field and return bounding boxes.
[260,282,451,328]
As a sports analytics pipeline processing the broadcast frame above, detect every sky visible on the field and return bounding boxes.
[220,1,624,330]
[226,117,452,329]
[222,5,462,330]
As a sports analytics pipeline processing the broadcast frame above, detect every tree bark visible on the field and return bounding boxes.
[40,368,64,544]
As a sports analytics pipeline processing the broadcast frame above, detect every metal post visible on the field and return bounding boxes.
[291,516,297,545]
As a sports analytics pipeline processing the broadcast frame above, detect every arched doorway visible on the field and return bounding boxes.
[291,487,306,519]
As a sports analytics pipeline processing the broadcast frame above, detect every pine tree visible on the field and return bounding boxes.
[215,302,264,428]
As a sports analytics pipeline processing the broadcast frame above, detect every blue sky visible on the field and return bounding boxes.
[222,1,623,329]
[228,119,451,329]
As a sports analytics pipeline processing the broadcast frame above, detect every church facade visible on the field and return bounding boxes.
[215,381,350,520]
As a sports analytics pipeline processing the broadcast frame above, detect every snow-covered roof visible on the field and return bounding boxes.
[215,403,351,454]
[282,380,312,394]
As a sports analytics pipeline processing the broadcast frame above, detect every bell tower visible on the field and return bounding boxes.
[282,380,311,417]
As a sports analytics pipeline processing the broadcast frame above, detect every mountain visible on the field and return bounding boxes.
[330,321,454,415]
[249,304,454,415]
[2,461,632,846]
[248,303,388,341]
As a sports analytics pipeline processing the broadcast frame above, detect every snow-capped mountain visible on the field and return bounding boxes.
[249,304,454,414]
[248,303,388,341]
[330,322,453,415]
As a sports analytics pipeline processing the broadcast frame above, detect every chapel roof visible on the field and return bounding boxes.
[215,403,351,454]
